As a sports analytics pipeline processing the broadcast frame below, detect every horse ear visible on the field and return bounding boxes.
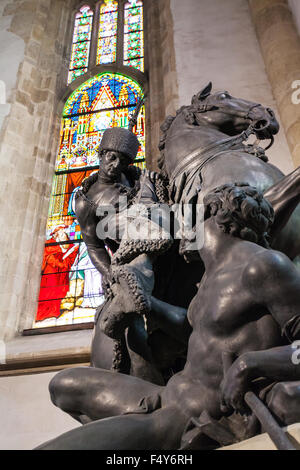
[197,82,212,101]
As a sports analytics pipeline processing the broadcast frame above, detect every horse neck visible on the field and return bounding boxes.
[164,113,228,177]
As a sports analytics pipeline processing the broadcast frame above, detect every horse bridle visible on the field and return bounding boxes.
[196,99,275,151]
[169,114,275,189]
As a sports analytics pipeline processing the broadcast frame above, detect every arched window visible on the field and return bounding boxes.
[124,0,144,71]
[68,0,145,84]
[68,5,94,84]
[97,0,118,65]
[33,1,146,329]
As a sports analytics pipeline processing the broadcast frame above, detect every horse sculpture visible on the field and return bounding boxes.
[91,84,300,380]
[158,82,300,262]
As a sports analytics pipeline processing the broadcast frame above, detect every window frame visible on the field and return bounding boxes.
[67,4,95,84]
[66,1,147,86]
[63,1,148,151]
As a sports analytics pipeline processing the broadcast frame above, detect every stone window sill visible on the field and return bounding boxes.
[0,328,93,377]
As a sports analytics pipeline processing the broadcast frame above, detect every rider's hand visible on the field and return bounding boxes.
[220,354,252,415]
[102,269,114,294]
[142,169,157,185]
[149,171,157,184]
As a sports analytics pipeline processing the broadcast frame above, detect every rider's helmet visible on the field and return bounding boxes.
[98,96,145,162]
[98,127,140,162]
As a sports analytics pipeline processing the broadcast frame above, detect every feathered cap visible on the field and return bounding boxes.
[98,96,145,161]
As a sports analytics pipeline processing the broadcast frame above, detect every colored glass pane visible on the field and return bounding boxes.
[68,5,93,84]
[97,0,118,65]
[46,169,96,241]
[35,242,105,327]
[60,73,145,169]
[34,73,145,328]
[124,0,144,72]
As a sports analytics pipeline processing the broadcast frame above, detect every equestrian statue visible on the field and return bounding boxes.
[36,84,300,450]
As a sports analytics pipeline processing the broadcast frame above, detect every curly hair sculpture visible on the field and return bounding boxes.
[203,183,275,248]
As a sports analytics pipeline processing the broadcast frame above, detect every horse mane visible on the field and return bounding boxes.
[158,104,199,177]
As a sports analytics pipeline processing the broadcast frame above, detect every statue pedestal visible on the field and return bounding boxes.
[219,423,300,450]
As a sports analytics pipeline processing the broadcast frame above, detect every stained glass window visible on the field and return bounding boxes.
[97,0,118,65]
[34,73,145,328]
[124,0,144,72]
[68,5,94,84]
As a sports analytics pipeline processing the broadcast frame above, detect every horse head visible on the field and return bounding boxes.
[159,82,280,180]
[191,82,279,140]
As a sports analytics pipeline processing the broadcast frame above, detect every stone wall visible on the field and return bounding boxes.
[0,1,24,132]
[249,0,300,167]
[289,0,300,34]
[169,0,294,174]
[0,370,78,449]
[0,0,75,340]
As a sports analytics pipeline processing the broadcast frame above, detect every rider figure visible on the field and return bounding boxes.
[74,124,172,341]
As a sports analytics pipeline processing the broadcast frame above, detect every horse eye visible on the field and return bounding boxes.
[219,93,227,100]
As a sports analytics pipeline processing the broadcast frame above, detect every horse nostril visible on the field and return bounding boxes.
[253,119,269,132]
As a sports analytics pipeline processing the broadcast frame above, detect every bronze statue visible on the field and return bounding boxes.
[158,82,300,262]
[37,183,300,450]
[37,85,300,450]
[73,111,188,384]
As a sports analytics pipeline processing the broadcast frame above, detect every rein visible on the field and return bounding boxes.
[168,95,275,188]
[169,125,256,186]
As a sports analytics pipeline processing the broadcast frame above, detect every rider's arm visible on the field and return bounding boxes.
[75,196,111,279]
[84,243,111,280]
